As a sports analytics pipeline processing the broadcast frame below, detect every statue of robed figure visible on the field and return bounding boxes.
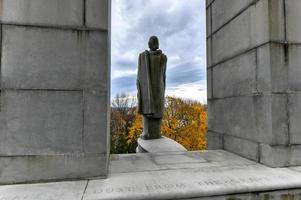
[137,36,167,140]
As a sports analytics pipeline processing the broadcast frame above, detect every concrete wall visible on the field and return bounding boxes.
[207,0,301,167]
[0,0,110,184]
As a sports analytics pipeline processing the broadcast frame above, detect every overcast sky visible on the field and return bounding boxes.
[111,0,206,103]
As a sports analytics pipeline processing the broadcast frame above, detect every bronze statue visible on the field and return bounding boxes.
[137,36,167,140]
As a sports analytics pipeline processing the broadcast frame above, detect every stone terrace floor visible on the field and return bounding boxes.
[1,150,301,200]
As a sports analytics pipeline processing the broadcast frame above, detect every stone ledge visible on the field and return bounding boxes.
[0,154,108,185]
[1,150,301,200]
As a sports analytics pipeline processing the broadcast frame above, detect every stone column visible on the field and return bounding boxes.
[0,0,110,183]
[207,0,301,167]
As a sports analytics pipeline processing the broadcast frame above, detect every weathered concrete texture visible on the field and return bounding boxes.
[84,91,109,154]
[84,151,301,200]
[206,0,214,7]
[212,0,284,64]
[211,0,270,65]
[209,95,288,145]
[207,131,223,150]
[2,25,108,91]
[0,0,110,183]
[110,151,256,175]
[0,180,87,200]
[1,0,83,27]
[86,0,108,29]
[183,190,297,200]
[224,135,259,161]
[257,43,287,93]
[2,151,301,200]
[257,43,301,93]
[285,0,301,42]
[260,144,301,167]
[288,45,301,91]
[206,7,211,37]
[0,90,83,155]
[289,93,301,144]
[206,0,301,167]
[206,38,212,67]
[211,0,252,32]
[212,50,256,98]
[288,94,301,145]
[0,154,107,184]
[207,68,212,99]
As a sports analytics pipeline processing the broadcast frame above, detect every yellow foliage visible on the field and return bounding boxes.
[127,96,208,151]
[127,112,143,146]
[162,96,207,150]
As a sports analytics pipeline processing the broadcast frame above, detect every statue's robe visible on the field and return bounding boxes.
[137,49,167,118]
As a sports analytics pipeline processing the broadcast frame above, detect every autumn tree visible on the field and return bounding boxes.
[110,93,137,153]
[127,112,143,151]
[162,96,207,150]
[127,96,208,151]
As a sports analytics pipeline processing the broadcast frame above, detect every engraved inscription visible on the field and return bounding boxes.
[197,177,271,186]
[90,183,187,195]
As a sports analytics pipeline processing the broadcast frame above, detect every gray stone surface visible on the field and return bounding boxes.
[286,0,301,42]
[207,0,301,168]
[0,154,107,184]
[86,0,109,29]
[0,90,83,155]
[289,93,301,144]
[268,0,285,41]
[207,131,223,150]
[183,190,296,200]
[224,135,259,161]
[206,0,214,7]
[0,0,110,183]
[2,25,108,91]
[137,137,187,153]
[260,144,301,167]
[288,45,301,91]
[2,151,301,200]
[84,91,109,154]
[212,50,256,98]
[209,95,288,145]
[211,0,252,32]
[260,144,290,167]
[206,38,212,67]
[1,0,83,27]
[212,8,251,64]
[207,68,212,99]
[257,43,287,92]
[110,151,255,174]
[206,7,211,37]
[84,151,301,200]
[212,0,269,64]
[0,180,87,200]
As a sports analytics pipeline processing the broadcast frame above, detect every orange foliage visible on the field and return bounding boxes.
[127,112,143,148]
[127,96,207,151]
[162,96,207,150]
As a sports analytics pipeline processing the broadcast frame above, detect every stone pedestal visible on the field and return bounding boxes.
[136,136,187,153]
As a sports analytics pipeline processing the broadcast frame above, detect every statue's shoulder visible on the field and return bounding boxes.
[161,53,167,61]
[140,50,148,55]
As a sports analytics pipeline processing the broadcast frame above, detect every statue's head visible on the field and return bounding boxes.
[148,36,159,51]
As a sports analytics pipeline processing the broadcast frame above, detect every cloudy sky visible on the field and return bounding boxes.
[111,0,206,103]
